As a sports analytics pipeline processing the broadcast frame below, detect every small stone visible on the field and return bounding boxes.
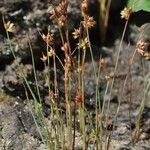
[140,133,149,140]
[117,126,127,135]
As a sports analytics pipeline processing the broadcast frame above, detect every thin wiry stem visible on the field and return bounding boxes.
[105,19,129,148]
[28,39,42,103]
[86,28,97,79]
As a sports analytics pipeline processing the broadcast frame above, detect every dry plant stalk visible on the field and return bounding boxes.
[99,0,112,43]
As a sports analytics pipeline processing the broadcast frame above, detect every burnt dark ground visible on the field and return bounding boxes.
[0,0,150,149]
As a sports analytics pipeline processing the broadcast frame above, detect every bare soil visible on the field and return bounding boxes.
[0,0,150,149]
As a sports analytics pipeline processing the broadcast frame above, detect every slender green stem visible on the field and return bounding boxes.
[133,73,150,140]
[105,20,129,130]
[86,28,97,79]
[28,40,42,103]
[4,18,49,146]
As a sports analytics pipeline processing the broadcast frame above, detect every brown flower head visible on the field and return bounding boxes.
[72,28,81,39]
[40,54,47,62]
[83,16,96,28]
[120,7,132,20]
[58,15,67,27]
[136,40,147,55]
[50,1,67,19]
[56,1,67,16]
[41,32,54,46]
[136,40,150,60]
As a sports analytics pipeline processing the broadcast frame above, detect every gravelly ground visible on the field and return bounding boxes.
[0,0,150,149]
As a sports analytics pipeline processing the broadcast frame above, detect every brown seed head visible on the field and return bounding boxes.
[136,40,147,55]
[58,15,67,27]
[82,16,96,28]
[50,1,68,20]
[56,1,67,16]
[41,32,54,46]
